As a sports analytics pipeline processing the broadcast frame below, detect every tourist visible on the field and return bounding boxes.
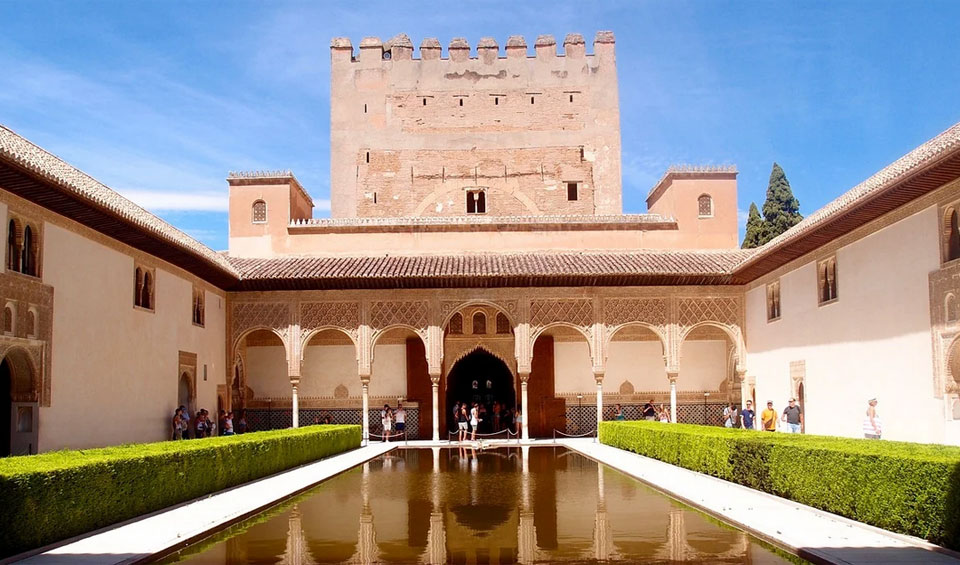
[222,412,234,436]
[470,402,480,442]
[493,402,501,432]
[457,404,469,442]
[395,402,406,438]
[781,398,803,433]
[761,401,777,431]
[179,405,191,439]
[218,410,227,436]
[642,398,656,421]
[381,404,393,442]
[741,400,756,430]
[171,407,184,440]
[614,403,625,421]
[516,406,524,438]
[658,404,669,423]
[204,409,215,437]
[236,411,248,434]
[323,414,333,425]
[452,401,462,435]
[863,398,882,439]
[195,411,206,438]
[723,403,738,428]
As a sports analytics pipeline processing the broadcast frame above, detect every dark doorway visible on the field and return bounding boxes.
[446,350,515,434]
[1,359,11,456]
[798,382,806,434]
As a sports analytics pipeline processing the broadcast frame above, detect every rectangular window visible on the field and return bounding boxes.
[566,182,579,201]
[766,280,781,322]
[466,190,486,214]
[817,256,838,305]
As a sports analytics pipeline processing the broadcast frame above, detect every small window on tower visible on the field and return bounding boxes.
[459,98,463,107]
[567,182,579,201]
[495,97,499,106]
[363,103,367,113]
[698,194,713,218]
[423,98,427,106]
[530,96,535,104]
[466,190,486,214]
[365,152,370,164]
[373,192,377,204]
[252,200,267,224]
[569,94,574,102]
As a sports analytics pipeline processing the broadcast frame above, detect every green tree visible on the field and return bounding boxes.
[759,162,803,244]
[741,202,764,248]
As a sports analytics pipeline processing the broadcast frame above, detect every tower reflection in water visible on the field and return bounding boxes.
[168,447,790,564]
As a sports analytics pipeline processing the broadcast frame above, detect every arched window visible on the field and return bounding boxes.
[192,289,205,326]
[21,225,35,276]
[818,257,838,304]
[448,313,463,335]
[141,271,153,310]
[698,194,713,217]
[496,312,511,334]
[7,219,20,273]
[3,305,13,334]
[466,190,486,214]
[947,294,958,323]
[25,309,36,338]
[948,209,960,262]
[767,280,781,321]
[134,267,144,307]
[252,200,267,224]
[472,312,487,335]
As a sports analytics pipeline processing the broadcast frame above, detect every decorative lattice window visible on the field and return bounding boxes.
[946,208,960,262]
[472,312,486,335]
[818,257,838,304]
[698,194,713,217]
[192,288,205,327]
[466,190,486,214]
[135,266,155,310]
[766,280,781,321]
[448,313,463,335]
[496,312,511,334]
[252,200,267,224]
[20,224,38,277]
[7,219,19,273]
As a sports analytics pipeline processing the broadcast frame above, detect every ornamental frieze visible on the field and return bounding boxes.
[231,302,290,342]
[677,297,740,327]
[529,298,593,329]
[369,300,429,330]
[602,297,667,327]
[300,301,360,332]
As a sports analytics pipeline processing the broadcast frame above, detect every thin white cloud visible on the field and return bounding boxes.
[737,208,749,225]
[118,189,228,212]
[314,199,332,213]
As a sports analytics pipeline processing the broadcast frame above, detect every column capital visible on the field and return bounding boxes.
[429,372,441,385]
[734,367,747,381]
[359,370,371,385]
[593,371,605,384]
[289,377,301,387]
[666,369,679,383]
[518,371,531,383]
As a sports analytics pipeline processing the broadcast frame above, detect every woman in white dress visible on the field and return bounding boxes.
[470,402,480,442]
[381,404,393,442]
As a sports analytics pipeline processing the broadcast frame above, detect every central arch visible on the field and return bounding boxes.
[1,348,39,456]
[445,348,516,435]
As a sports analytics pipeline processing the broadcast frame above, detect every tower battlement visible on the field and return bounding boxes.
[329,32,621,219]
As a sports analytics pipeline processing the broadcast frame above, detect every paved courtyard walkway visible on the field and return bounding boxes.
[14,443,395,565]
[559,438,960,565]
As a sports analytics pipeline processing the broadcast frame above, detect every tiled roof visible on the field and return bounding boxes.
[288,213,675,232]
[227,250,754,290]
[0,125,240,280]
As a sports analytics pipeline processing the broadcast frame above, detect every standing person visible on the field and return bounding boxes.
[516,406,524,439]
[741,400,756,430]
[493,402,501,432]
[381,404,392,442]
[457,404,469,443]
[195,411,206,438]
[218,410,227,436]
[179,406,191,439]
[658,404,669,423]
[236,411,248,434]
[470,402,480,442]
[614,404,625,421]
[642,399,656,421]
[863,398,882,439]
[171,407,183,440]
[761,401,778,432]
[394,402,406,438]
[723,403,738,428]
[781,398,803,433]
[222,412,234,436]
[452,401,462,436]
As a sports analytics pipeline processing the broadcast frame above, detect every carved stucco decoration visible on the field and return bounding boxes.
[231,302,291,345]
[0,272,54,405]
[677,297,740,328]
[929,262,960,395]
[0,339,43,403]
[369,300,429,330]
[440,299,519,324]
[619,380,634,395]
[334,384,349,399]
[603,298,667,327]
[530,298,593,330]
[300,301,360,333]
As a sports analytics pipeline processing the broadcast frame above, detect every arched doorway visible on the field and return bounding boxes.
[1,349,39,456]
[445,349,515,434]
[797,382,806,433]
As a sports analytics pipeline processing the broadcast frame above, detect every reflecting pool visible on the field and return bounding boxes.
[162,447,798,564]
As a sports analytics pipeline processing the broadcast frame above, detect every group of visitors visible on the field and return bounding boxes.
[171,406,246,440]
[612,400,670,423]
[726,397,881,439]
[451,400,522,442]
[379,402,406,442]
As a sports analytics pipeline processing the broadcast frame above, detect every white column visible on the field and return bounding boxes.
[595,372,604,435]
[291,380,300,429]
[431,377,440,442]
[520,375,530,441]
[361,380,370,444]
[669,373,678,424]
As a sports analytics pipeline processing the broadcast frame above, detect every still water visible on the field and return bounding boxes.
[163,447,798,564]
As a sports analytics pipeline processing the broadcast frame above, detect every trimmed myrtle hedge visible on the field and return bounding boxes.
[600,421,960,549]
[0,424,360,558]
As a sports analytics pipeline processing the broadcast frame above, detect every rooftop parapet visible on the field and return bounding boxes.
[228,170,313,207]
[329,33,615,63]
[647,165,739,201]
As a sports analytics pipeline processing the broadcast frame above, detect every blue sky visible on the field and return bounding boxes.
[1,1,958,250]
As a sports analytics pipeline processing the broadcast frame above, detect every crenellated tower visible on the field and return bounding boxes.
[329,32,622,218]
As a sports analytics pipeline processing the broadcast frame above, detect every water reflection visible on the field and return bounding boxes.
[166,447,795,564]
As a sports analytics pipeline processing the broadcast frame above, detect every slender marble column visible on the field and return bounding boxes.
[669,373,678,423]
[361,380,370,444]
[431,376,440,442]
[594,372,604,435]
[520,373,530,441]
[291,380,300,429]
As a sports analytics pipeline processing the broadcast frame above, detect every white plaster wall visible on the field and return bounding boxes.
[245,345,288,398]
[371,343,407,398]
[745,205,942,443]
[677,341,728,391]
[554,341,593,393]
[38,223,226,451]
[302,344,359,397]
[606,341,667,392]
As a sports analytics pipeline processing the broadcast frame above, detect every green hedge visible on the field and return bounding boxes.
[0,424,361,558]
[600,421,960,548]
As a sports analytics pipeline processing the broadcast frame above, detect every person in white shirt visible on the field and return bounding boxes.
[394,402,406,437]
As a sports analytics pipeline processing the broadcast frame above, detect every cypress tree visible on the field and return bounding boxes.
[741,202,764,248]
[759,162,802,245]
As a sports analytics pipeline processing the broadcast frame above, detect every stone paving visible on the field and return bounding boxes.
[558,438,960,565]
[14,443,395,565]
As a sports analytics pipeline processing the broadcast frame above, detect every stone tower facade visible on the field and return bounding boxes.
[329,32,622,218]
